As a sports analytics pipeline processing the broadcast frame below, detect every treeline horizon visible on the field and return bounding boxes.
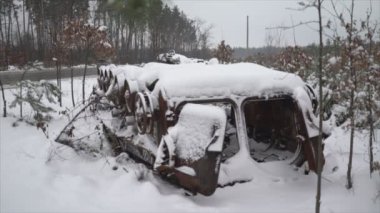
[0,0,213,68]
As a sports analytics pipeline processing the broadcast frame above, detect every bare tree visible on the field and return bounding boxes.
[214,40,233,64]
[264,30,275,47]
[329,0,358,189]
[346,0,356,190]
[316,0,324,211]
[363,1,377,176]
[264,28,286,47]
[278,1,325,211]
[60,20,113,104]
[273,1,325,212]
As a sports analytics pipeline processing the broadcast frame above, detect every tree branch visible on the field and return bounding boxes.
[266,21,318,30]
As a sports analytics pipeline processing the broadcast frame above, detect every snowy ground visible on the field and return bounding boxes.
[1,76,379,213]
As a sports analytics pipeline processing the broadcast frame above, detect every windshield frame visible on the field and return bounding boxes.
[175,98,243,158]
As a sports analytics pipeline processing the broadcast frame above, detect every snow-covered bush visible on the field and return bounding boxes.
[322,35,380,128]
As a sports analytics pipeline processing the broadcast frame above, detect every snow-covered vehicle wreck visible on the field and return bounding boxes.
[57,62,329,196]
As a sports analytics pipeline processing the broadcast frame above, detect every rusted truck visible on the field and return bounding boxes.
[59,62,329,196]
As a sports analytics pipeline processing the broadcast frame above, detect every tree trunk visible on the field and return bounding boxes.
[7,4,11,47]
[126,24,134,62]
[366,12,374,177]
[7,3,12,61]
[346,89,355,189]
[346,0,355,190]
[140,30,144,62]
[13,3,22,46]
[368,86,374,175]
[115,14,120,62]
[0,79,6,117]
[23,0,26,35]
[19,70,28,118]
[28,12,35,52]
[0,9,4,69]
[315,0,324,213]
[121,24,125,63]
[70,51,75,107]
[134,32,138,63]
[0,7,4,44]
[39,0,45,61]
[82,44,90,104]
[55,61,62,107]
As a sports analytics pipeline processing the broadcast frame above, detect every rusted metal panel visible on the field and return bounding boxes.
[156,151,222,196]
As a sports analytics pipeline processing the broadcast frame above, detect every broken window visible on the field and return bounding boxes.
[243,97,301,163]
[219,103,239,162]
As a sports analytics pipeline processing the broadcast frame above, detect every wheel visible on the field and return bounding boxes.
[134,92,154,134]
[124,80,140,114]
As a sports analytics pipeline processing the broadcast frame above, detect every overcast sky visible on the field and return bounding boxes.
[171,0,380,48]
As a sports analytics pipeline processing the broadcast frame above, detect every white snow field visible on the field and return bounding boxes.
[1,67,380,212]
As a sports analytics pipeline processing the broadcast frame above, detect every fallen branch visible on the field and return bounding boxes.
[55,99,95,143]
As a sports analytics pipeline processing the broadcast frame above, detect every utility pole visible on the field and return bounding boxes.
[246,16,249,49]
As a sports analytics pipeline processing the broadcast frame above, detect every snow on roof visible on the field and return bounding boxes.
[99,62,326,137]
[147,62,306,99]
[141,62,326,138]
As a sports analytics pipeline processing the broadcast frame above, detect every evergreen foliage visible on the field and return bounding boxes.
[10,80,61,123]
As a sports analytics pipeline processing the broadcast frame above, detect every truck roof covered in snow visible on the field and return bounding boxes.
[140,62,325,138]
[147,62,306,99]
[98,62,325,138]
[99,62,306,100]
